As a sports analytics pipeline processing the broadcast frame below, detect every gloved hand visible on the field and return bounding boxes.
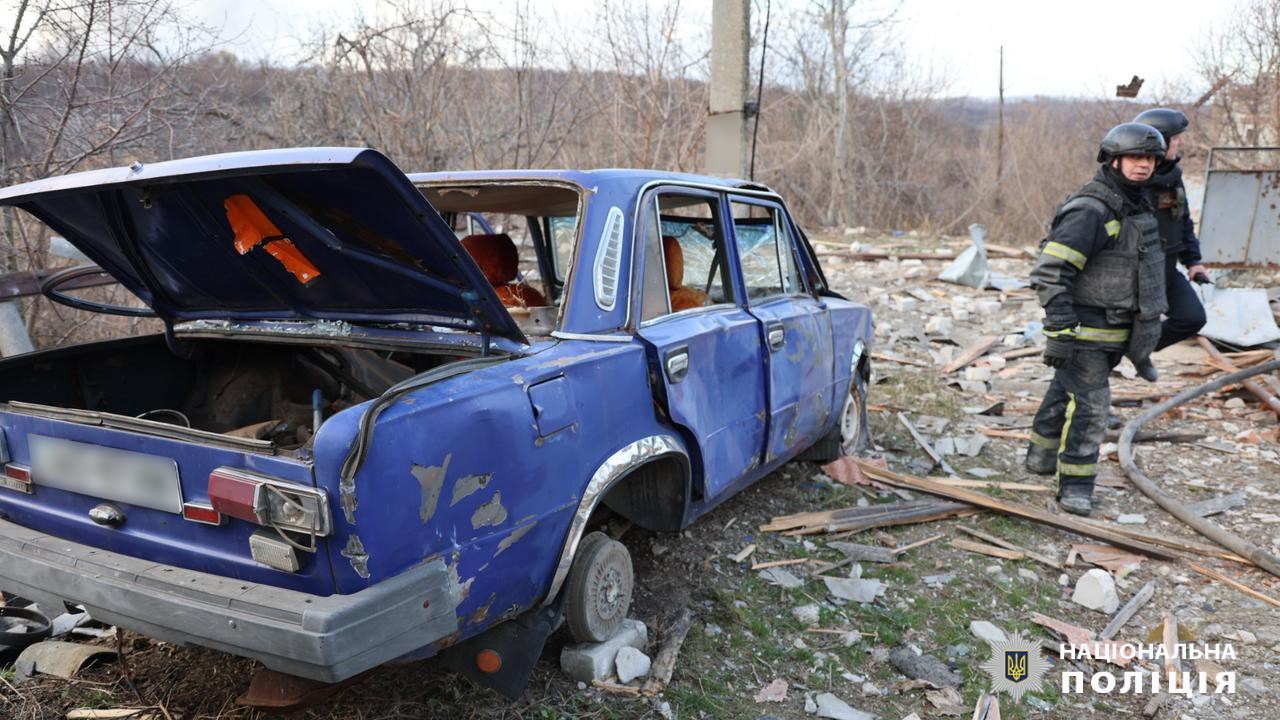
[1043,295,1078,330]
[1042,324,1077,368]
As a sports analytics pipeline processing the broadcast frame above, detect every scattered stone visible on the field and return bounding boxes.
[924,316,953,336]
[923,573,954,588]
[970,620,1008,645]
[804,693,818,714]
[1018,568,1040,582]
[1116,514,1147,525]
[704,622,724,636]
[966,467,999,479]
[888,645,962,688]
[813,692,874,720]
[760,567,805,589]
[823,576,886,603]
[1072,568,1120,614]
[754,678,789,703]
[946,644,970,659]
[615,646,651,683]
[1241,677,1267,694]
[1224,398,1246,409]
[793,604,821,625]
[559,619,648,683]
[963,366,992,382]
[1224,629,1257,644]
[657,701,674,719]
[860,681,880,696]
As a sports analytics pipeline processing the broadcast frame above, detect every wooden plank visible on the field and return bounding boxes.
[942,335,1000,374]
[815,502,976,536]
[934,477,1052,493]
[950,538,1024,560]
[872,351,931,368]
[1185,561,1280,608]
[1197,336,1280,417]
[751,558,810,570]
[853,459,1177,559]
[1101,582,1155,640]
[956,525,1060,568]
[642,608,695,695]
[998,346,1043,361]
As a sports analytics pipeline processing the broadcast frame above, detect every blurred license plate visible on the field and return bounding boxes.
[28,435,182,513]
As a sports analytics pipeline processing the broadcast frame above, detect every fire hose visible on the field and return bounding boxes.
[1118,358,1280,578]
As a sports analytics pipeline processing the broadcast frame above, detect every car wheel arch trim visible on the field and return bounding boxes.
[541,434,687,607]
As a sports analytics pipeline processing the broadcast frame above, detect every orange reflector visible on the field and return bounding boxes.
[182,502,223,525]
[3,463,31,483]
[475,649,502,674]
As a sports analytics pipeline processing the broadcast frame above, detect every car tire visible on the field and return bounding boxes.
[564,531,634,643]
[798,373,870,463]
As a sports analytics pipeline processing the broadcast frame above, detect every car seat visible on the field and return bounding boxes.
[461,233,548,308]
[663,236,709,312]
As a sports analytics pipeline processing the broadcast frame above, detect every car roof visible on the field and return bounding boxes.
[405,168,778,196]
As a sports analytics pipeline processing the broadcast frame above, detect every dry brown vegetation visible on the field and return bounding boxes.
[0,0,1277,349]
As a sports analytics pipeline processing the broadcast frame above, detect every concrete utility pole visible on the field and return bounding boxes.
[707,0,750,178]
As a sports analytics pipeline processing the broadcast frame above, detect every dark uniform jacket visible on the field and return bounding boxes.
[1146,158,1202,266]
[1031,166,1157,340]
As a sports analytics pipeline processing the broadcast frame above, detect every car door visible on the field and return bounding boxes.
[728,196,835,462]
[635,187,769,500]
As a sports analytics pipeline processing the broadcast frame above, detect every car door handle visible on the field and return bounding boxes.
[665,347,690,384]
[767,323,785,351]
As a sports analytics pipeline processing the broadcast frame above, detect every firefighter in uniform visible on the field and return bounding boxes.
[1134,107,1210,349]
[1026,123,1168,516]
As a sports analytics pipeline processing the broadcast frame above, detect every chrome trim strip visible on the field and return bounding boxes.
[549,330,633,343]
[638,302,738,328]
[542,434,685,606]
[626,180,787,329]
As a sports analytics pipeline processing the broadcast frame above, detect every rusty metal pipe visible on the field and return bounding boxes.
[1195,336,1280,418]
[1118,358,1280,578]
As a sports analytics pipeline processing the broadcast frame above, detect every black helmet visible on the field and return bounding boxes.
[1097,122,1167,163]
[1133,108,1189,140]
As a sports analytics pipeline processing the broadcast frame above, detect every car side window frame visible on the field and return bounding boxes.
[630,185,739,330]
[725,195,811,305]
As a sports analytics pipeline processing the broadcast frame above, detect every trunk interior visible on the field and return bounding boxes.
[0,334,453,452]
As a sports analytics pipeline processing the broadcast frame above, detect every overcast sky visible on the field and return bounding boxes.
[185,0,1237,99]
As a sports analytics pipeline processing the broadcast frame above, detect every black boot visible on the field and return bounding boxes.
[1134,359,1158,382]
[1025,443,1057,475]
[1057,484,1094,516]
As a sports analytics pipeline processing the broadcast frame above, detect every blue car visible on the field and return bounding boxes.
[0,148,873,696]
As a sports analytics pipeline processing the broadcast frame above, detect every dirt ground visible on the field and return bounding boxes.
[3,232,1280,720]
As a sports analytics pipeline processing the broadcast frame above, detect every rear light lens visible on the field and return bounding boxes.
[4,463,31,483]
[181,502,223,525]
[206,467,331,537]
[0,463,32,494]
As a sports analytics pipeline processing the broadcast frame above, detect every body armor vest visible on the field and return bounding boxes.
[1056,181,1165,321]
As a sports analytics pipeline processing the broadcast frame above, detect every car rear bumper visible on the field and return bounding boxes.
[0,518,460,682]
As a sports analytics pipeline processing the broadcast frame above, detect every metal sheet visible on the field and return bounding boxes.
[1199,287,1280,347]
[1199,147,1280,266]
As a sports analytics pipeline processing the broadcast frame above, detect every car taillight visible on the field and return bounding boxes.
[206,467,331,537]
[181,502,223,525]
[0,463,32,494]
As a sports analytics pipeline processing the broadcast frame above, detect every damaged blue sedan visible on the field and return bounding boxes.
[0,148,873,695]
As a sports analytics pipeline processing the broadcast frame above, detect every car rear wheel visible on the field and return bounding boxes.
[798,373,870,462]
[564,531,634,643]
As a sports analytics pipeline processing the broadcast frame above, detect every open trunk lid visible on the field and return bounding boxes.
[0,147,525,344]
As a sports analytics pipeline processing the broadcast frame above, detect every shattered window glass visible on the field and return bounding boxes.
[731,201,803,301]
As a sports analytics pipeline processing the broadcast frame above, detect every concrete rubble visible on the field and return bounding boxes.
[559,619,648,683]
